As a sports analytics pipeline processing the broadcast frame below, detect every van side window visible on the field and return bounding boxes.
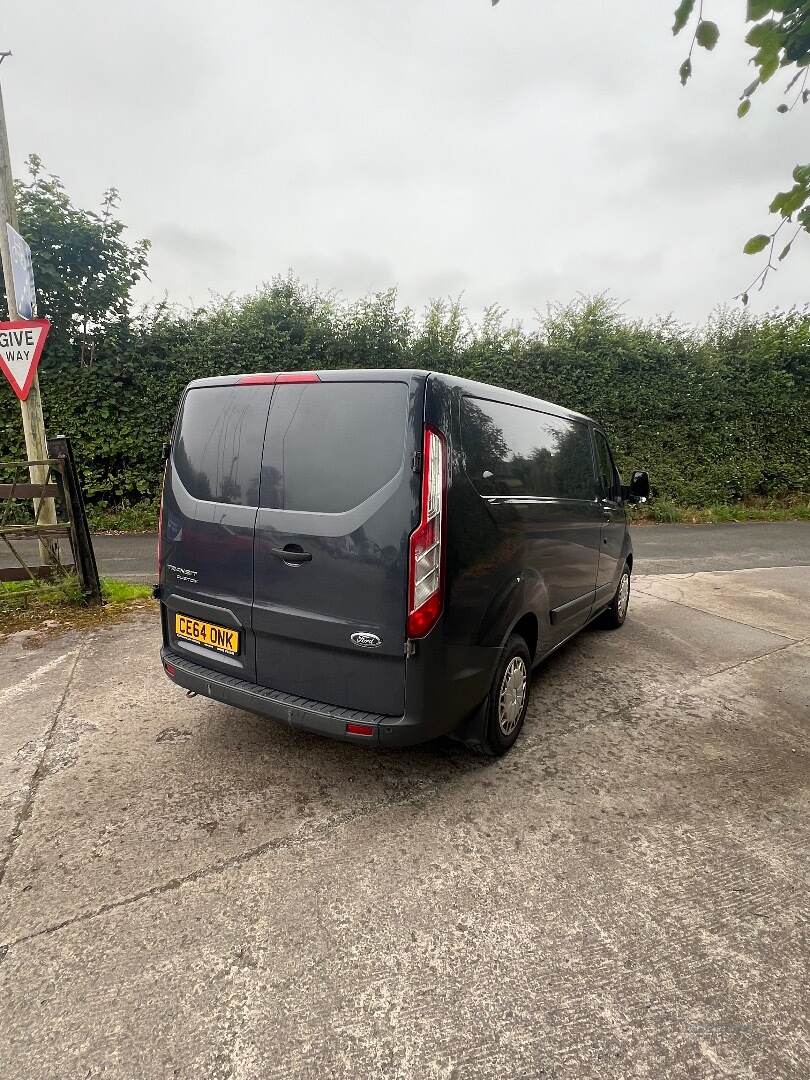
[462,397,596,501]
[594,430,620,501]
[261,382,408,513]
[174,386,271,505]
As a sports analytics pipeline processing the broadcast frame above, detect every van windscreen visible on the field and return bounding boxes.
[260,382,408,513]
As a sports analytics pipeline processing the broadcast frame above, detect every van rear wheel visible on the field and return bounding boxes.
[481,634,531,756]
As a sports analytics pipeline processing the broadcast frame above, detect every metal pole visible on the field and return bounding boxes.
[0,77,58,564]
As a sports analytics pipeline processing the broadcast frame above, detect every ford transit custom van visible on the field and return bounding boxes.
[157,369,649,754]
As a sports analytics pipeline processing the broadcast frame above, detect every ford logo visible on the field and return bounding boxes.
[351,632,381,649]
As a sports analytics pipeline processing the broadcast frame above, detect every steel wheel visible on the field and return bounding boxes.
[498,655,527,736]
[617,570,630,620]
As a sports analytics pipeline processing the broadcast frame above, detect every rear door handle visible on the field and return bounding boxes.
[271,547,312,564]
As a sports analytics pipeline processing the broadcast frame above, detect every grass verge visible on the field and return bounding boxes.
[0,573,153,643]
[633,497,810,524]
[86,500,159,533]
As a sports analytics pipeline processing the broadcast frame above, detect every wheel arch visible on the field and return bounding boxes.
[509,611,539,662]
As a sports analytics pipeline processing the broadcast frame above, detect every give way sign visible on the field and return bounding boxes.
[0,318,51,400]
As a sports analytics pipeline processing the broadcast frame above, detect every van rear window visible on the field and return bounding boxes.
[174,385,271,505]
[462,396,595,501]
[261,382,407,513]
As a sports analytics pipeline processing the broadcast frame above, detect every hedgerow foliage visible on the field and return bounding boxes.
[0,280,808,507]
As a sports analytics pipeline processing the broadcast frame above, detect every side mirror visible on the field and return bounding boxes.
[161,441,171,463]
[624,470,650,504]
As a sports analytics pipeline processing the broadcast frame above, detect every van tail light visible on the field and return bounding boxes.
[407,426,446,639]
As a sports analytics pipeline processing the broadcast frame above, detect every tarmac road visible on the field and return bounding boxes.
[0,527,808,1078]
[3,520,809,582]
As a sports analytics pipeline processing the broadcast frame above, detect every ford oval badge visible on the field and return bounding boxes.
[351,631,381,649]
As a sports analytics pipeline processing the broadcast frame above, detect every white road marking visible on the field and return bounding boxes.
[638,562,810,577]
[0,650,79,704]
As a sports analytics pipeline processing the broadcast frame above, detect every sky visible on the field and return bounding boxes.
[2,0,808,327]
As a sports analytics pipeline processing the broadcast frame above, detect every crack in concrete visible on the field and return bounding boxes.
[0,765,471,956]
[0,643,85,893]
[1,572,804,962]
[700,639,804,681]
[631,585,800,643]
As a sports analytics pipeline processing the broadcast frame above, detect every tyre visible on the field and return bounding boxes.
[599,563,631,629]
[480,633,532,756]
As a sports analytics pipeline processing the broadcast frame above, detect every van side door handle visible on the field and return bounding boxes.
[271,547,312,564]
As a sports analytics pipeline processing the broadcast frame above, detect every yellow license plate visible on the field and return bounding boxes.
[175,614,240,655]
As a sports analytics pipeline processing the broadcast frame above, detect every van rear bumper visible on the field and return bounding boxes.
[160,647,437,747]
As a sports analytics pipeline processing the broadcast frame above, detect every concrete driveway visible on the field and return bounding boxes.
[0,556,808,1077]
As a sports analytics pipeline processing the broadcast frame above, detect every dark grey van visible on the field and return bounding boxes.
[157,370,649,755]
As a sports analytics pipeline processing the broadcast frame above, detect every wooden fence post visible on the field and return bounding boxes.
[47,434,102,606]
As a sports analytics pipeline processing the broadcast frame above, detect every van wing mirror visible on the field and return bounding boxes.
[623,470,650,504]
[161,441,171,463]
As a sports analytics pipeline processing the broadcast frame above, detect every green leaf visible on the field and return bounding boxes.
[672,0,695,34]
[743,234,771,254]
[738,99,752,117]
[770,184,808,216]
[679,57,692,85]
[759,53,780,83]
[741,292,749,306]
[746,0,772,18]
[784,71,802,93]
[746,20,779,48]
[777,242,792,261]
[695,20,720,50]
[777,103,789,113]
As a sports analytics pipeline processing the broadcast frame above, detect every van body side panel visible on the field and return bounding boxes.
[447,387,602,662]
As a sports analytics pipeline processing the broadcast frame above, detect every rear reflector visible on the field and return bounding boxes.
[164,662,176,677]
[237,372,320,385]
[346,721,375,737]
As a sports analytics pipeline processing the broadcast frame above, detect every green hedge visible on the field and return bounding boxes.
[1,282,808,508]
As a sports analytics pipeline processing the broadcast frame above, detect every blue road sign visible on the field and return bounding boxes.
[6,223,36,319]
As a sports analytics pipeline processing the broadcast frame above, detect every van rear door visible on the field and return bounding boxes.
[161,382,273,683]
[252,373,422,717]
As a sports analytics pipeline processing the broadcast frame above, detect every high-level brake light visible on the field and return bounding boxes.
[237,372,320,385]
[407,426,446,639]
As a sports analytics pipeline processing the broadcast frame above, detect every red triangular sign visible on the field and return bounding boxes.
[0,319,51,400]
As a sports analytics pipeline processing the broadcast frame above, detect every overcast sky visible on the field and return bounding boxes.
[3,0,808,326]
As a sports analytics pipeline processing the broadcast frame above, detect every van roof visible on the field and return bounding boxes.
[185,369,593,424]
